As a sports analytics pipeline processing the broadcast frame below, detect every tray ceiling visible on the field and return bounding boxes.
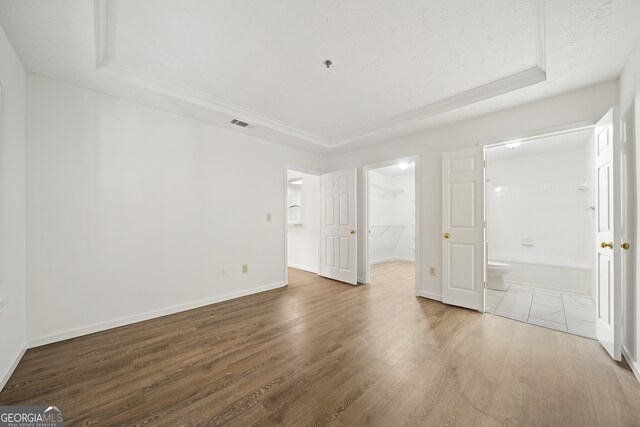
[0,0,639,154]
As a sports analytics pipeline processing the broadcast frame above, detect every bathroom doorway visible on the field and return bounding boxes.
[483,127,599,338]
[363,158,419,290]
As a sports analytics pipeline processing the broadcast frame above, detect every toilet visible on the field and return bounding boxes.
[487,261,512,291]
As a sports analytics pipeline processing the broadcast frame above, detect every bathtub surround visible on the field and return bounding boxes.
[487,146,592,263]
[486,138,594,295]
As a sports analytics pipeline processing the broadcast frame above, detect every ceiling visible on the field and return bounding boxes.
[486,128,593,162]
[0,0,639,155]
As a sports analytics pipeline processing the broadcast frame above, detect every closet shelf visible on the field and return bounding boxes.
[370,183,404,198]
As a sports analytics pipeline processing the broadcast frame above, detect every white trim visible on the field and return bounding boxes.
[28,281,285,348]
[330,67,546,147]
[418,290,442,301]
[93,0,547,151]
[370,257,415,265]
[622,346,640,384]
[287,263,319,274]
[1,342,27,392]
[99,62,330,147]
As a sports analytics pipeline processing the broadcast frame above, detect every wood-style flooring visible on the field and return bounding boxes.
[1,261,640,426]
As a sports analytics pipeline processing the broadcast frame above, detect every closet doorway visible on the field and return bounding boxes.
[363,158,419,292]
[284,168,321,285]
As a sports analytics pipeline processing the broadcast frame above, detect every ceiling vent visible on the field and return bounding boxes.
[230,119,252,128]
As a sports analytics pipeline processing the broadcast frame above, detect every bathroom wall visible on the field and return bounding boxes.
[369,170,415,264]
[287,171,320,273]
[487,147,592,264]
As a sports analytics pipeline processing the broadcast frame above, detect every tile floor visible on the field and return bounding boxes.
[486,283,596,339]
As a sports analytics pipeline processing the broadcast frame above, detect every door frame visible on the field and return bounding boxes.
[283,165,322,286]
[480,123,597,310]
[362,156,420,295]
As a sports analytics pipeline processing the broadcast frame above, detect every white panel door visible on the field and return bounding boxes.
[442,147,485,311]
[320,168,357,285]
[595,107,622,361]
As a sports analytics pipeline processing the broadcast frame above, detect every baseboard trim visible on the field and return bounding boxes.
[623,346,640,384]
[417,290,442,301]
[370,256,415,265]
[28,281,286,348]
[1,342,27,392]
[287,263,318,274]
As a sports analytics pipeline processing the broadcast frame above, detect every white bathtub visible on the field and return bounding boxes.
[489,253,591,296]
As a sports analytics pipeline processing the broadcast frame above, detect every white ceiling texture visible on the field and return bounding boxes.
[1,0,639,155]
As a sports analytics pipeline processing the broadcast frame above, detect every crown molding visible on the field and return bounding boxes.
[328,66,546,147]
[93,0,547,151]
[98,61,331,147]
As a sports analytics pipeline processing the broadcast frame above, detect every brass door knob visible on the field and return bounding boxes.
[621,242,631,250]
[600,242,613,249]
[443,233,451,239]
[349,229,356,235]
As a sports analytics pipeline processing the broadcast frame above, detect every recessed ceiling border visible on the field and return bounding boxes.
[94,0,547,150]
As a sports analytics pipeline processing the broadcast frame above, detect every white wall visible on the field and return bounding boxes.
[26,76,326,345]
[393,174,416,261]
[329,80,618,300]
[287,171,320,273]
[369,171,415,263]
[620,39,640,380]
[0,24,27,389]
[487,148,591,263]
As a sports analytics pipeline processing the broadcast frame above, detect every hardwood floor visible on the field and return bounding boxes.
[1,261,639,426]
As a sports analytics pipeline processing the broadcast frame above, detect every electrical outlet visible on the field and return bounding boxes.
[266,213,272,221]
[429,266,437,276]
[242,264,249,273]
[222,267,228,277]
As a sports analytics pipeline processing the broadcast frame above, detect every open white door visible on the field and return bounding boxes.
[442,147,485,311]
[595,107,622,361]
[320,168,357,285]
